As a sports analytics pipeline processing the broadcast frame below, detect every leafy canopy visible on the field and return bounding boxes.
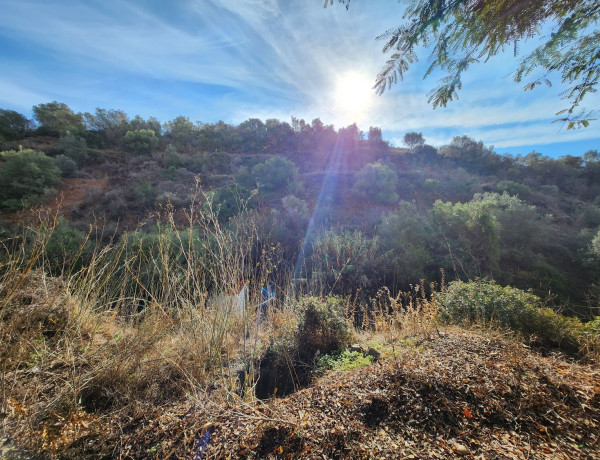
[330,0,599,128]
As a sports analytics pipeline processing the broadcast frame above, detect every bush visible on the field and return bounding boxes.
[495,180,532,200]
[256,297,351,398]
[0,148,60,210]
[58,133,88,164]
[55,154,78,177]
[123,129,159,155]
[353,162,399,204]
[437,279,585,354]
[251,156,299,194]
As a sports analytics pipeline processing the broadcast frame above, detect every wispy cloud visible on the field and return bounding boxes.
[0,0,597,155]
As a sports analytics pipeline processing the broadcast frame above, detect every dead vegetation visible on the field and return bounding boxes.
[1,210,599,459]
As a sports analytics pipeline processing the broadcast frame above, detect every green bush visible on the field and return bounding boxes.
[43,218,90,272]
[123,129,159,155]
[0,148,60,210]
[58,133,88,164]
[256,297,351,398]
[437,279,585,354]
[495,180,532,200]
[251,156,299,194]
[353,162,399,204]
[54,154,78,177]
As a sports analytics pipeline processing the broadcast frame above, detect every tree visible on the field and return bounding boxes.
[83,108,130,146]
[367,126,384,146]
[403,131,424,151]
[331,0,599,128]
[163,116,198,152]
[32,101,84,136]
[0,109,32,140]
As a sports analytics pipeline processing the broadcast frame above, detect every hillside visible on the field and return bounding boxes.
[1,107,600,459]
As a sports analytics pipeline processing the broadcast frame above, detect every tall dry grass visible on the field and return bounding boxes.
[0,190,288,454]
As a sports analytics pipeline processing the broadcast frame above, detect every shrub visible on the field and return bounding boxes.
[251,156,299,194]
[43,218,90,272]
[0,148,60,210]
[123,129,159,155]
[256,297,351,398]
[495,180,532,200]
[54,154,78,177]
[58,133,88,164]
[437,279,585,354]
[353,162,399,204]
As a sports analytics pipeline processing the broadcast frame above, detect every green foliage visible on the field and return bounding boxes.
[0,148,60,210]
[163,116,197,152]
[438,279,584,354]
[378,201,433,285]
[33,101,84,136]
[83,108,130,147]
[580,205,600,228]
[296,297,352,359]
[311,230,379,295]
[439,136,493,164]
[44,218,89,272]
[432,195,500,278]
[123,129,159,155]
[58,133,88,164]
[54,154,78,177]
[256,296,352,398]
[251,156,299,194]
[0,109,32,140]
[366,0,599,127]
[282,194,308,218]
[316,349,373,373]
[495,181,532,200]
[211,184,256,222]
[353,161,399,204]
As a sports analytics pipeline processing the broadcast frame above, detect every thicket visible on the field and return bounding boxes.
[0,148,60,211]
[1,101,600,317]
[437,279,592,354]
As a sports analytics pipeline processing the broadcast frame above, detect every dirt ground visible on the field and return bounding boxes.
[38,327,599,459]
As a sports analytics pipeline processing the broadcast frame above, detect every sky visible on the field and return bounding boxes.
[0,0,598,158]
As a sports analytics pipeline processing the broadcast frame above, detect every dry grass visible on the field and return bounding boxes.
[0,193,290,456]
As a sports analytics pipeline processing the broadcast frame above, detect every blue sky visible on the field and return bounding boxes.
[0,0,598,158]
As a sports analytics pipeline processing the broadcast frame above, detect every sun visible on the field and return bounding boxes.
[334,72,373,116]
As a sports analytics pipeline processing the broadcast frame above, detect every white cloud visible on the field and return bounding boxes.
[0,0,597,153]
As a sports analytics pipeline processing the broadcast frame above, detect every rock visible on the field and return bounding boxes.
[366,347,381,361]
[349,344,363,353]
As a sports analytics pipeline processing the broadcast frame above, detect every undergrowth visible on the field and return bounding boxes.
[1,203,599,458]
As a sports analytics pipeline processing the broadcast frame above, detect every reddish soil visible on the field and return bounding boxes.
[0,178,108,224]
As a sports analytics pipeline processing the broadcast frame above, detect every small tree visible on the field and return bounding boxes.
[0,148,60,210]
[403,132,425,151]
[32,101,84,136]
[123,129,159,155]
[0,109,32,140]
